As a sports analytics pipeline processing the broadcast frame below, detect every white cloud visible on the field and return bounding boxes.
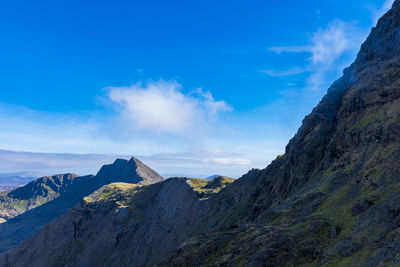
[269,20,364,67]
[0,83,266,178]
[266,20,367,90]
[108,80,231,136]
[309,20,354,65]
[191,88,232,115]
[268,46,310,54]
[264,1,397,92]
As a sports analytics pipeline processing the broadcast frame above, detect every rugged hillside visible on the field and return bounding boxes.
[0,157,163,253]
[0,173,78,222]
[165,1,400,265]
[2,1,400,266]
[0,177,235,267]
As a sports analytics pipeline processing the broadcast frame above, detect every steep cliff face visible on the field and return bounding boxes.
[235,0,400,221]
[0,157,163,254]
[2,1,400,266]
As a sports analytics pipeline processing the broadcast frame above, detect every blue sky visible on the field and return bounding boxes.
[0,0,394,177]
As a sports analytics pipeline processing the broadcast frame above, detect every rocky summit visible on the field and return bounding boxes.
[95,156,164,185]
[2,1,400,266]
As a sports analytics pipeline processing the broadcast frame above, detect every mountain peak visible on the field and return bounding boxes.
[96,156,164,185]
[355,0,400,65]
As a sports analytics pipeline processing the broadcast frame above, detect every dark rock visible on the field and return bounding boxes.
[330,225,341,239]
[389,200,400,216]
[351,198,375,216]
[337,239,362,257]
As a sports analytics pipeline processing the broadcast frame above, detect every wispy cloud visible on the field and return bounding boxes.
[266,20,368,91]
[268,20,359,66]
[308,20,356,65]
[0,81,233,156]
[259,67,309,77]
[268,46,310,54]
[209,157,251,166]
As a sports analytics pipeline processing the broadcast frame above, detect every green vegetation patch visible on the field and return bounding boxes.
[84,183,139,204]
[186,177,235,199]
[0,195,56,220]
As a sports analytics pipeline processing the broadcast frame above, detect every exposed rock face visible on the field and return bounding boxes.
[2,1,400,266]
[0,157,163,254]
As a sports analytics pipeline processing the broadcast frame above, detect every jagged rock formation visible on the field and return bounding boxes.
[2,1,400,266]
[0,157,163,254]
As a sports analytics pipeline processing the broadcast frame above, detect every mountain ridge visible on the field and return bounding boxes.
[0,156,163,254]
[0,173,79,222]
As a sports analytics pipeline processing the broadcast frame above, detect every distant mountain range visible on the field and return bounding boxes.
[0,172,38,187]
[0,172,39,193]
[0,185,19,192]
